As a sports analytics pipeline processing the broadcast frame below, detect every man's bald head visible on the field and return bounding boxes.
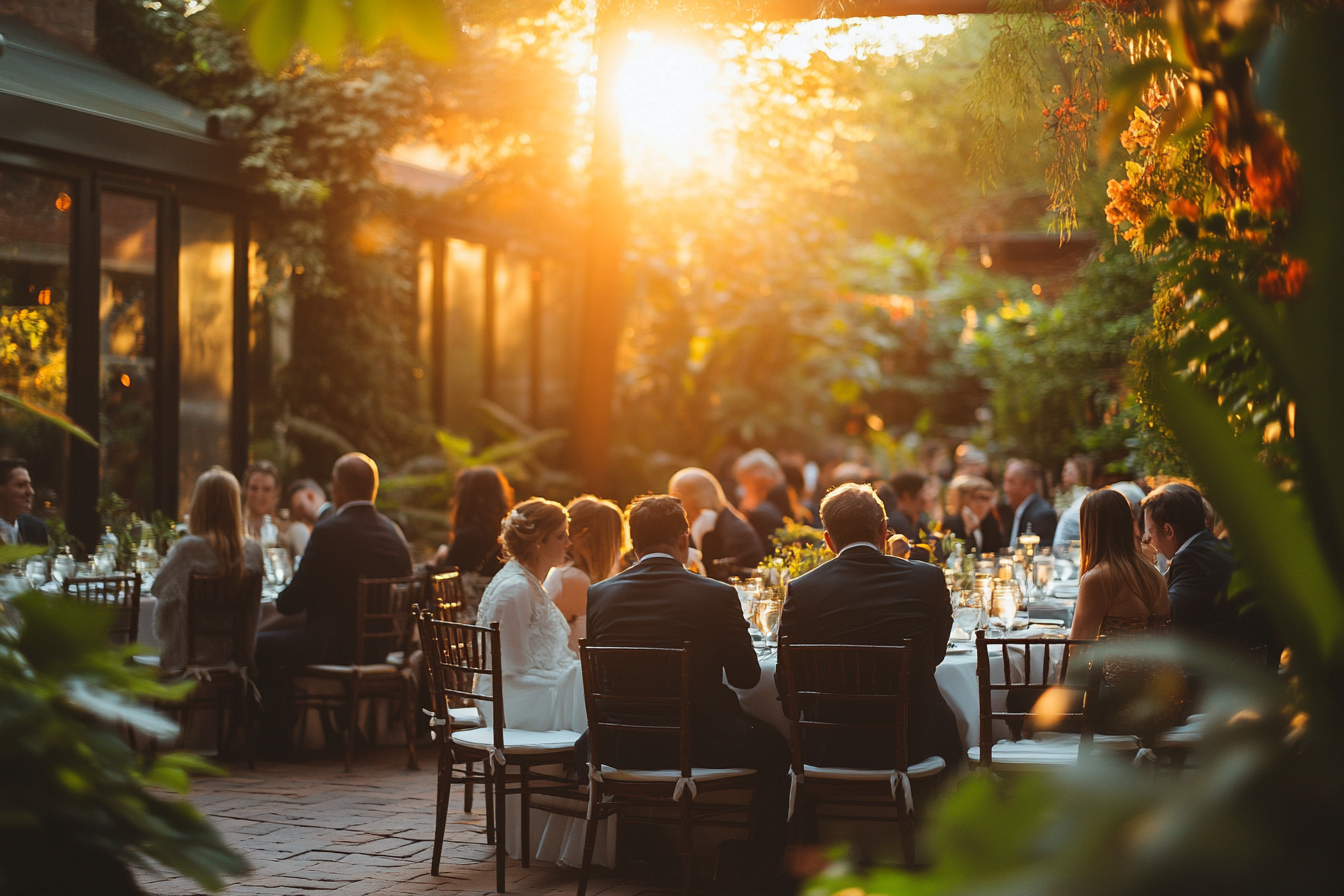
[668,467,726,519]
[331,453,378,507]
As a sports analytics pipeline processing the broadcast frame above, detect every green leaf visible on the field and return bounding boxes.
[1152,372,1344,660]
[300,0,350,64]
[0,391,98,446]
[248,0,305,71]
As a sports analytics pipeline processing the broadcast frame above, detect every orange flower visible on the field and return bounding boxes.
[1247,127,1299,218]
[1167,198,1201,221]
[1259,255,1309,301]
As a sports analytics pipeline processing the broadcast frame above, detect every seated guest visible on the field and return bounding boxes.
[1001,458,1058,546]
[668,467,764,580]
[584,495,788,875]
[153,468,265,673]
[0,458,47,546]
[775,483,961,770]
[257,453,412,754]
[1051,455,1095,557]
[943,475,1006,555]
[243,460,304,557]
[545,495,624,654]
[283,478,329,557]
[433,466,513,578]
[733,449,788,546]
[779,459,813,523]
[1141,482,1237,638]
[885,470,932,540]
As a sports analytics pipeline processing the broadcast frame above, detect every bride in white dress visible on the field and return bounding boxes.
[474,498,615,868]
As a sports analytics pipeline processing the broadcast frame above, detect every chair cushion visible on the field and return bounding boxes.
[968,733,1140,767]
[450,727,581,754]
[803,755,946,781]
[303,663,401,677]
[598,765,755,783]
[1156,714,1206,748]
[449,706,482,727]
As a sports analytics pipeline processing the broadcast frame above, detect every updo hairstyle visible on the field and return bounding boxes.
[500,497,568,561]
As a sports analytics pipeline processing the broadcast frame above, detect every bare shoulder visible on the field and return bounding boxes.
[560,565,593,589]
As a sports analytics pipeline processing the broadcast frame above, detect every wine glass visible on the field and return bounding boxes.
[24,557,46,590]
[93,549,115,576]
[53,551,75,589]
[754,595,783,644]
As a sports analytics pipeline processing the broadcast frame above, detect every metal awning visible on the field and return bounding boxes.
[0,15,240,186]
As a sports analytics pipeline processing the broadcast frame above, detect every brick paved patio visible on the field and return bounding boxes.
[136,747,655,896]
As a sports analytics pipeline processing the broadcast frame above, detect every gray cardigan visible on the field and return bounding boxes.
[152,536,264,673]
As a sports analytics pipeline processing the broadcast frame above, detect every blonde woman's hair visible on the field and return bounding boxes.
[189,466,247,579]
[946,475,995,516]
[566,496,624,584]
[500,498,568,561]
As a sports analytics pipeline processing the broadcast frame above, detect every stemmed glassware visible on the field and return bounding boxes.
[24,557,46,591]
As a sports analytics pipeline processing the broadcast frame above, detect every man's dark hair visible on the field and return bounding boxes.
[820,483,887,549]
[627,494,689,553]
[888,471,927,500]
[0,458,29,486]
[1141,481,1208,544]
[284,478,324,505]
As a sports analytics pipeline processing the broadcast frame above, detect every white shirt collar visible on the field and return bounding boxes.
[0,517,15,545]
[838,541,882,555]
[688,509,717,552]
[638,552,677,563]
[337,500,375,515]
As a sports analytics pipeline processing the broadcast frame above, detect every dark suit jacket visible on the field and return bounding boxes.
[701,507,765,580]
[15,514,47,546]
[775,546,961,769]
[941,512,1006,556]
[585,555,762,768]
[276,503,412,664]
[1002,493,1057,546]
[1167,530,1237,637]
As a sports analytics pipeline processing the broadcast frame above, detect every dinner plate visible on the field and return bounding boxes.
[945,645,974,655]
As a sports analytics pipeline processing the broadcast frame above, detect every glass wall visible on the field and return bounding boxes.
[0,169,72,516]
[444,239,486,432]
[492,250,533,422]
[178,205,234,516]
[99,192,158,514]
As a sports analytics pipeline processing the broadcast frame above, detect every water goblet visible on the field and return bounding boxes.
[24,556,46,591]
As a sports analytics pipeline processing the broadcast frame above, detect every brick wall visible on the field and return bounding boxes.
[0,0,95,53]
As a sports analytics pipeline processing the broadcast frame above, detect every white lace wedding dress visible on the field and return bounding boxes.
[474,559,613,867]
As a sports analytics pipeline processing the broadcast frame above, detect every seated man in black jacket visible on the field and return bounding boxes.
[669,467,765,580]
[585,494,789,877]
[0,458,48,547]
[775,482,962,772]
[1141,481,1239,640]
[256,452,412,755]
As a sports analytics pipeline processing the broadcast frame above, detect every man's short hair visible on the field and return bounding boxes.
[820,483,887,549]
[627,494,689,553]
[1141,481,1208,543]
[285,478,324,504]
[888,470,927,500]
[1005,458,1042,483]
[0,457,28,486]
[733,449,783,483]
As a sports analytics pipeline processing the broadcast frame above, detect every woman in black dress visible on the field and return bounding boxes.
[432,466,514,620]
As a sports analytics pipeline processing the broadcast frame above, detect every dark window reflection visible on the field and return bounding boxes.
[100,192,157,515]
[0,169,71,519]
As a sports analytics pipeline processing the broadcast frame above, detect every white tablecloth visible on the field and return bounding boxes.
[732,638,1066,753]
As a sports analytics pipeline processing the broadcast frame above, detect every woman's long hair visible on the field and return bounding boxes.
[189,467,246,579]
[452,466,514,537]
[566,496,624,584]
[1079,487,1162,609]
[500,498,567,562]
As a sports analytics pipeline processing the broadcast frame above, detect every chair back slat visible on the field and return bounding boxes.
[777,639,912,774]
[185,571,263,669]
[974,630,1105,763]
[580,641,692,778]
[418,613,503,734]
[428,570,465,622]
[67,574,142,645]
[355,575,424,665]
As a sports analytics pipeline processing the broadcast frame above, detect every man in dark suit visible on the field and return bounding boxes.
[775,483,962,771]
[256,453,411,754]
[1141,482,1239,639]
[669,467,765,580]
[1001,458,1057,546]
[0,458,48,547]
[585,494,788,876]
[883,470,932,541]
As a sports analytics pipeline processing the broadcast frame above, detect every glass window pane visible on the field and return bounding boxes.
[178,206,235,517]
[492,251,533,423]
[0,169,72,519]
[444,239,485,433]
[100,192,158,515]
[537,258,577,429]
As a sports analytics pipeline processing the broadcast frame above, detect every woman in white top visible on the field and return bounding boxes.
[544,496,624,654]
[153,467,264,673]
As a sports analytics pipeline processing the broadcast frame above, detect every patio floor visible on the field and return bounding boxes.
[135,747,656,896]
